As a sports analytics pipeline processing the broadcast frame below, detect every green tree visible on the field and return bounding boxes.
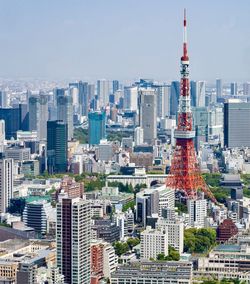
[126,238,140,250]
[113,242,129,256]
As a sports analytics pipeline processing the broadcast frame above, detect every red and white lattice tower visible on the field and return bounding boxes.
[166,10,216,203]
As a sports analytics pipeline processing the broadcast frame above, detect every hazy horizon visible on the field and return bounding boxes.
[0,0,250,82]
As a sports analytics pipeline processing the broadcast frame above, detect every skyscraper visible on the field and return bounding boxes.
[28,93,48,141]
[156,84,171,118]
[57,198,91,284]
[47,120,68,174]
[112,80,119,94]
[0,91,8,108]
[0,107,20,139]
[216,79,222,97]
[243,82,250,96]
[230,82,238,96]
[190,81,206,107]
[139,89,157,145]
[134,126,144,146]
[57,94,74,140]
[0,157,14,213]
[0,120,5,145]
[224,100,250,148]
[124,86,138,111]
[187,198,207,228]
[170,81,180,116]
[88,111,106,145]
[78,81,89,116]
[97,79,110,107]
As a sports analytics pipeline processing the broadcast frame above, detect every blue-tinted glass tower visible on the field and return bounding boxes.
[88,111,106,145]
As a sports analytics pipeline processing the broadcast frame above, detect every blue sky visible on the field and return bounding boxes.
[0,0,249,82]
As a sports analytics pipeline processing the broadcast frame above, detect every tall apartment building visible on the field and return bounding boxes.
[140,226,168,260]
[187,198,207,228]
[224,100,250,148]
[0,157,14,213]
[57,198,91,284]
[134,126,144,146]
[139,88,157,145]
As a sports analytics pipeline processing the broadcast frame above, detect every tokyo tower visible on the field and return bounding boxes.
[166,10,216,203]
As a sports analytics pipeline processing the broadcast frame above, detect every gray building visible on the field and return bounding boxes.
[28,93,48,141]
[5,147,30,161]
[224,100,250,148]
[156,85,171,118]
[139,89,157,145]
[97,79,110,107]
[110,261,192,284]
[0,157,13,214]
[57,94,74,140]
[191,81,206,107]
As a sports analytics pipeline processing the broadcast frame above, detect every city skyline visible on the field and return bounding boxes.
[0,0,249,81]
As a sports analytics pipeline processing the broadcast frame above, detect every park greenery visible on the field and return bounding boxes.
[184,228,216,254]
[156,246,180,261]
[113,238,140,256]
[122,200,135,212]
[73,128,88,144]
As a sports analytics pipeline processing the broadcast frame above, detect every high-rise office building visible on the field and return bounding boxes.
[190,81,206,107]
[0,120,5,147]
[57,94,74,140]
[57,198,91,284]
[0,91,8,108]
[47,120,68,174]
[97,79,110,107]
[124,86,138,111]
[192,107,208,150]
[19,104,29,131]
[112,80,119,94]
[53,88,65,107]
[187,198,207,228]
[230,82,238,96]
[170,81,180,116]
[0,157,14,213]
[78,81,89,116]
[224,100,250,148]
[29,93,48,141]
[134,126,144,146]
[216,79,222,97]
[88,111,106,145]
[139,89,157,145]
[156,85,171,118]
[243,82,250,96]
[0,107,20,139]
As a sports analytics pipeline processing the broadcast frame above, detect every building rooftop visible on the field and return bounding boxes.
[214,244,241,253]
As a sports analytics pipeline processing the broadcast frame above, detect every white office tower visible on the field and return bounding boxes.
[97,79,110,107]
[69,85,79,110]
[57,198,91,284]
[156,218,184,254]
[134,126,144,146]
[208,106,224,145]
[113,211,128,240]
[140,226,168,260]
[187,198,207,228]
[124,86,138,111]
[0,91,8,107]
[139,88,157,145]
[0,120,5,152]
[190,81,206,107]
[0,158,13,213]
[216,79,222,97]
[156,85,171,118]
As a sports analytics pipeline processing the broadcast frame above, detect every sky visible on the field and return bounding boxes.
[0,0,250,82]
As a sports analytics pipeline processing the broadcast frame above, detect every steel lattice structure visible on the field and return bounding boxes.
[166,10,217,203]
